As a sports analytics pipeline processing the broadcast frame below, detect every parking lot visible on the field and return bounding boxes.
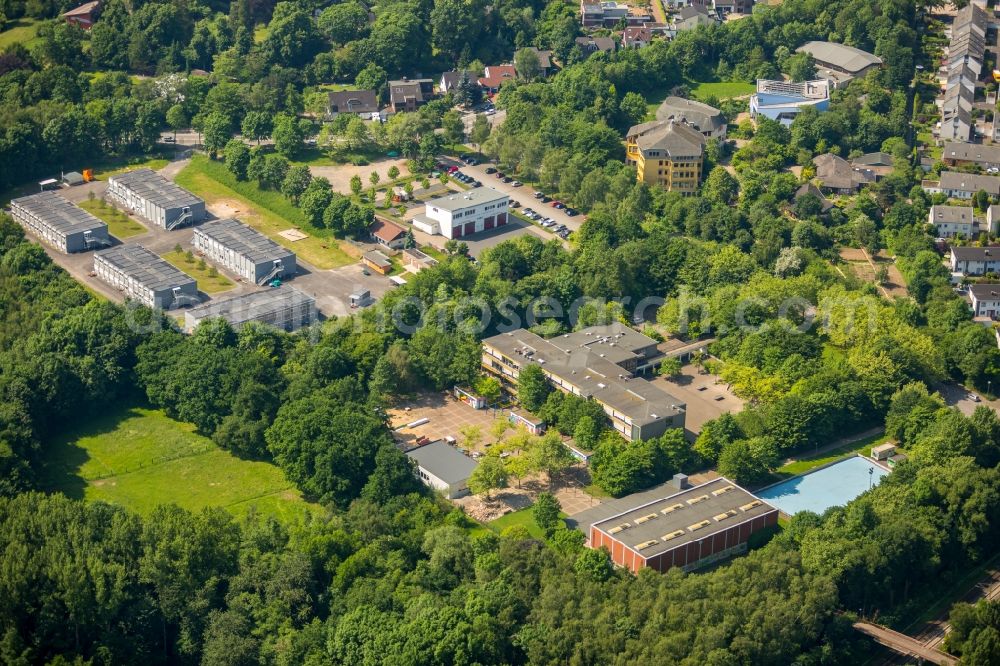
[648,363,745,441]
[388,392,512,451]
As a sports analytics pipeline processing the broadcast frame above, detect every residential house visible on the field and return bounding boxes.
[922,171,1000,200]
[950,246,1000,276]
[942,142,1000,171]
[581,0,649,26]
[326,90,379,117]
[851,152,895,179]
[793,182,834,213]
[813,153,875,194]
[575,36,617,57]
[969,283,1000,319]
[405,440,478,499]
[626,119,706,195]
[939,4,988,142]
[63,0,100,28]
[794,41,882,88]
[928,205,976,238]
[369,218,407,249]
[478,65,517,93]
[623,26,653,49]
[439,70,479,93]
[988,205,1000,235]
[749,79,830,125]
[388,79,434,113]
[525,47,555,77]
[656,96,726,139]
[712,0,754,15]
[675,5,716,31]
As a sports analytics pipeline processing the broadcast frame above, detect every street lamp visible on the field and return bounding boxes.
[869,467,874,490]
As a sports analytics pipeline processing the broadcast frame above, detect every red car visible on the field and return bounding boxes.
[447,166,459,174]
[550,200,561,207]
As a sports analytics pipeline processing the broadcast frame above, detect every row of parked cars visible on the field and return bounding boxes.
[521,208,571,238]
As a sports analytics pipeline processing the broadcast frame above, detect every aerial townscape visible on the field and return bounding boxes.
[3,0,1000,662]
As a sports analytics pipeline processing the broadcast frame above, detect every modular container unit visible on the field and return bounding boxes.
[106,168,205,230]
[192,218,296,285]
[94,244,198,309]
[183,286,316,333]
[10,192,110,253]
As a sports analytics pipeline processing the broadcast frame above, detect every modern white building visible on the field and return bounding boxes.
[193,218,296,285]
[411,187,510,239]
[405,439,479,499]
[929,205,976,238]
[749,79,830,126]
[107,169,205,230]
[10,192,110,253]
[94,245,198,309]
[183,286,317,333]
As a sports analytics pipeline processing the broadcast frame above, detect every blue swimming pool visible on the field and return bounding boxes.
[756,456,889,515]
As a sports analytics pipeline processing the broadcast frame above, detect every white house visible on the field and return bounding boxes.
[969,283,1000,318]
[405,440,479,499]
[951,246,1000,276]
[411,187,510,239]
[929,205,976,238]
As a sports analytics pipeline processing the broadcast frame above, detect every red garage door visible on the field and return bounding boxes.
[497,212,507,226]
[453,225,463,238]
[484,216,495,230]
[464,221,476,236]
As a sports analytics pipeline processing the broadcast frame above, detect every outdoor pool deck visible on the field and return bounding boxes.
[756,456,889,516]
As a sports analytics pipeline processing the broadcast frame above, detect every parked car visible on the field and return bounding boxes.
[466,158,479,166]
[540,195,551,203]
[471,180,482,187]
[565,208,578,217]
[523,207,535,215]
[448,166,459,173]
[512,180,522,187]
[502,176,512,183]
[553,202,564,209]
[969,393,981,402]
[533,191,544,198]
[495,172,505,178]
[510,200,521,208]
[558,229,570,239]
[486,109,496,116]
[485,166,497,174]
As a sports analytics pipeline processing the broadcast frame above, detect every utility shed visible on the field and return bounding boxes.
[94,244,198,309]
[184,286,317,333]
[192,218,296,285]
[107,169,205,230]
[405,440,479,499]
[10,192,110,253]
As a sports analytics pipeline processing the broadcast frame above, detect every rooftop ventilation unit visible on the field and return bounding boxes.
[662,530,685,541]
[687,520,710,532]
[713,510,738,522]
[712,485,736,497]
[634,513,657,525]
[686,494,709,505]
[661,503,684,515]
[739,500,763,512]
[608,523,631,535]
[635,540,659,551]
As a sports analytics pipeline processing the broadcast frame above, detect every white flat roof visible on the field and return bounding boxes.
[425,187,508,212]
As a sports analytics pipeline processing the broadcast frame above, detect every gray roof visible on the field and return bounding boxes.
[939,171,1000,195]
[851,152,894,167]
[425,186,508,213]
[969,283,1000,301]
[943,142,1000,164]
[362,249,392,269]
[194,218,292,264]
[951,245,1000,261]
[95,244,195,292]
[327,89,378,114]
[930,204,975,224]
[525,47,553,69]
[795,41,882,74]
[655,96,724,133]
[406,440,478,485]
[576,36,616,53]
[10,191,106,236]
[109,169,203,209]
[483,326,685,426]
[583,477,776,560]
[814,153,874,191]
[185,286,315,326]
[627,119,706,158]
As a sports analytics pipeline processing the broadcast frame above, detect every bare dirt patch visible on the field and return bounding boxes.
[311,157,411,194]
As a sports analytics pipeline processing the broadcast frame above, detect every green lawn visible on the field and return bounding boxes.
[175,155,355,269]
[486,507,568,540]
[161,249,235,294]
[39,404,320,521]
[78,198,148,239]
[773,432,889,479]
[689,81,756,101]
[0,19,42,50]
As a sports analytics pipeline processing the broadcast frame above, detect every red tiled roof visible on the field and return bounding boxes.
[479,65,517,88]
[370,217,406,243]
